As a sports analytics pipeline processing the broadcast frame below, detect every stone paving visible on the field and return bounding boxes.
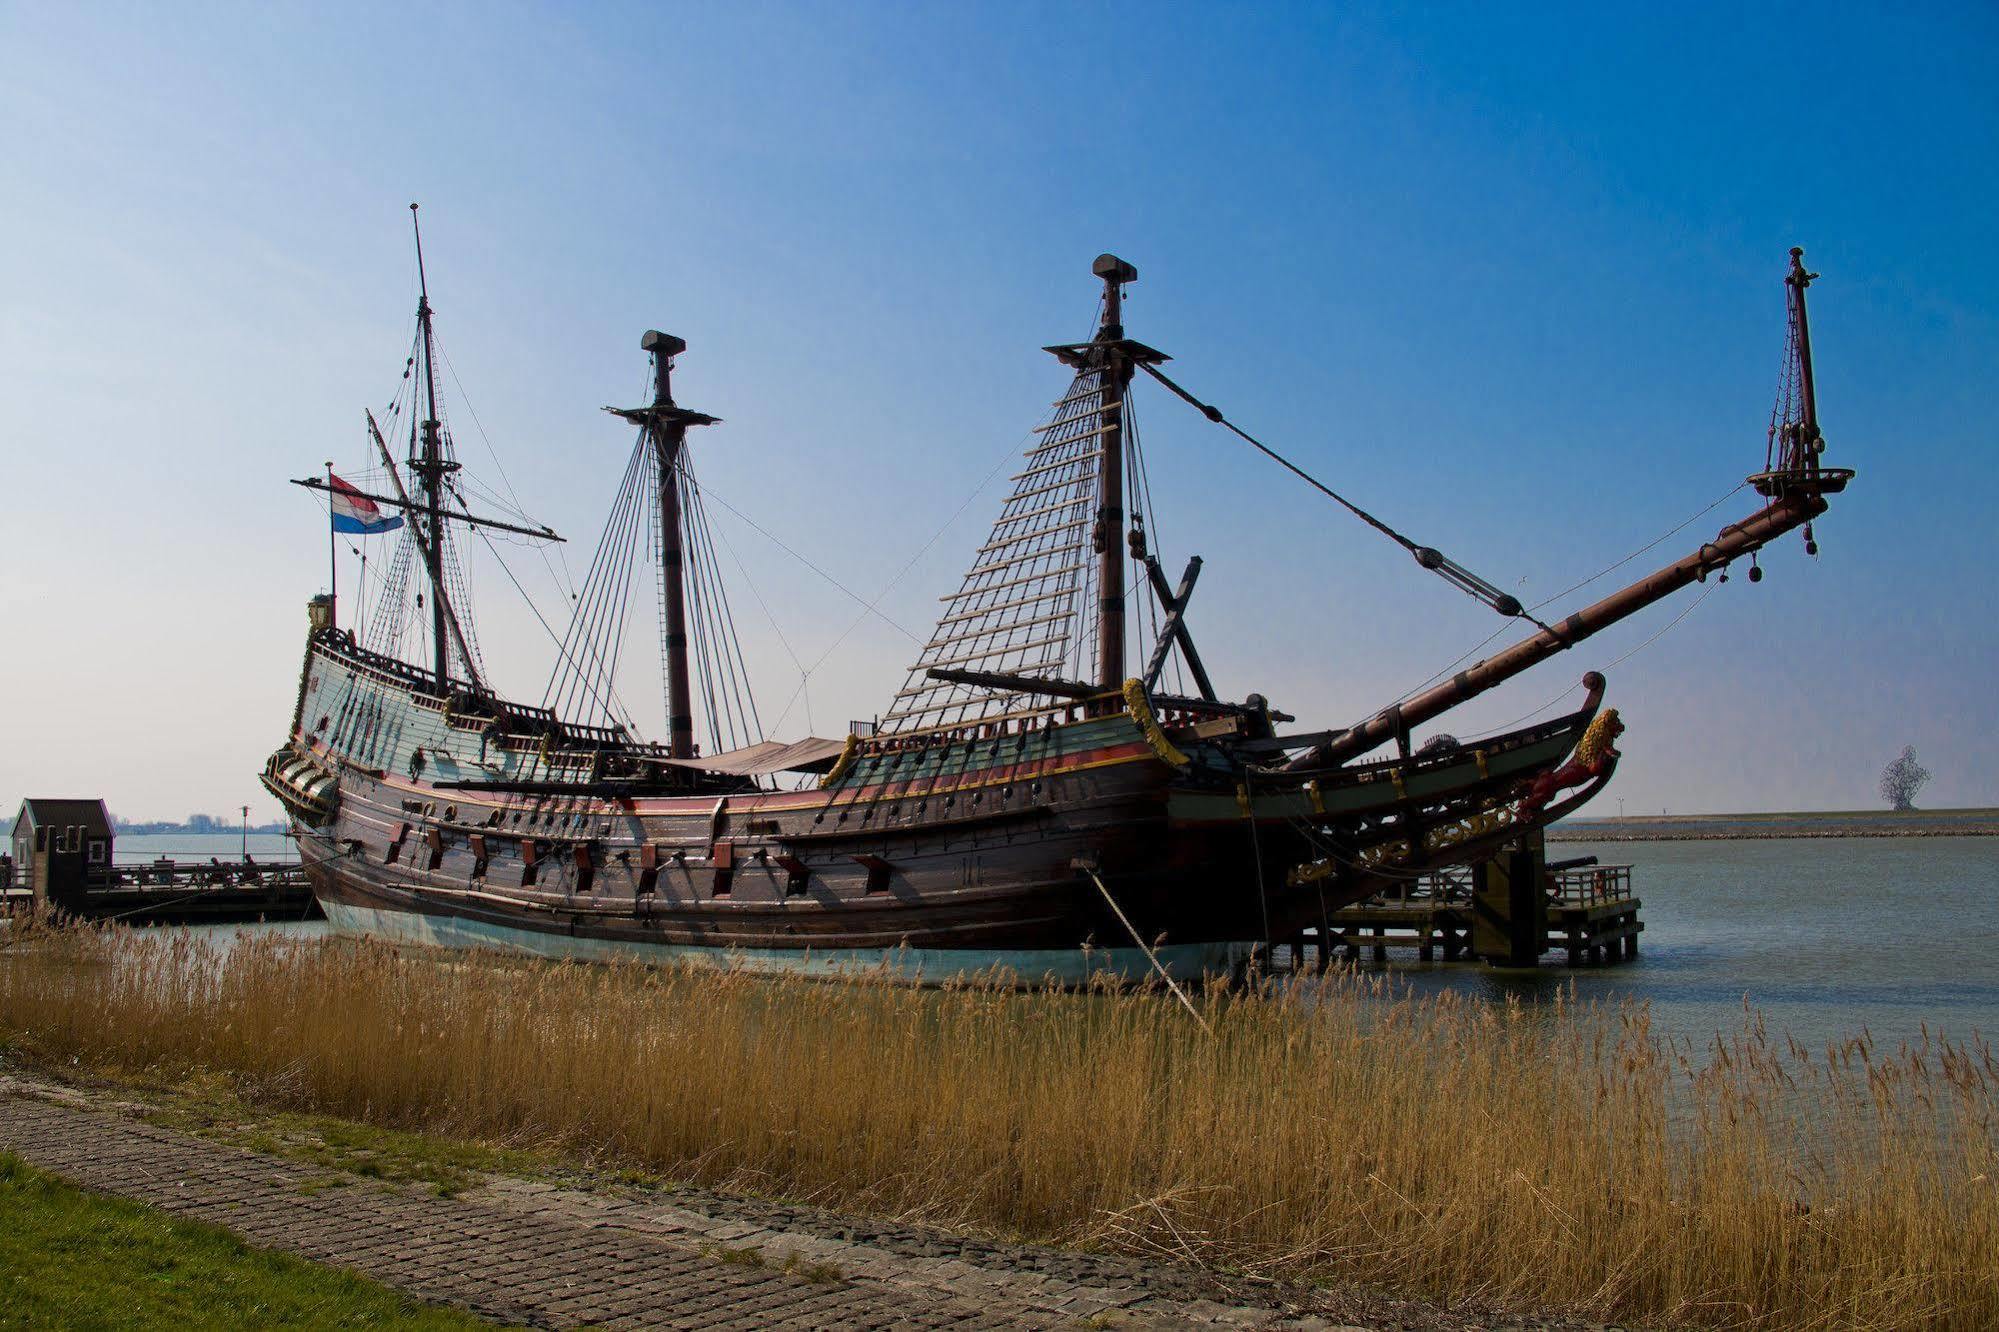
[0,1073,1356,1330]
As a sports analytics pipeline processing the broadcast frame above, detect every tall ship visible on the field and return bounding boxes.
[264,215,1851,980]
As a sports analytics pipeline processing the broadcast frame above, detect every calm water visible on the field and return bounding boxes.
[112,832,331,947]
[114,831,300,864]
[1394,836,1999,1051]
[113,834,1999,1051]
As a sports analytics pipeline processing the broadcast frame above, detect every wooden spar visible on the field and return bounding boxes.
[1092,254,1136,692]
[1788,248,1821,442]
[597,337,723,759]
[1287,487,1829,770]
[362,408,487,697]
[644,332,697,761]
[924,666,1105,701]
[289,477,562,543]
[1291,246,1849,771]
[1142,556,1218,700]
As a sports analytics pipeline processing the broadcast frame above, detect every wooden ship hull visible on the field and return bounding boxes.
[268,624,1614,981]
[266,232,1846,981]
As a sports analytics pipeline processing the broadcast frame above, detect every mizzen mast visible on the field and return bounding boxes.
[409,202,456,690]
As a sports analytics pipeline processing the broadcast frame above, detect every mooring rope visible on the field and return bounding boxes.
[1083,868,1213,1034]
[1243,768,1273,945]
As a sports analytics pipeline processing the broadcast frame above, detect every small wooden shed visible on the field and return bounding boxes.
[10,799,114,902]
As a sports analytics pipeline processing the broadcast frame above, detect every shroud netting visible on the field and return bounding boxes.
[884,364,1121,733]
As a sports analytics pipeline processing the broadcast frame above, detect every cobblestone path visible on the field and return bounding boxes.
[0,1075,1348,1330]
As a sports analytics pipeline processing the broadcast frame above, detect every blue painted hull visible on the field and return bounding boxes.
[319,899,1256,985]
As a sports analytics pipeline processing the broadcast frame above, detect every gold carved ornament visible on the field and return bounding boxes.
[1123,678,1191,768]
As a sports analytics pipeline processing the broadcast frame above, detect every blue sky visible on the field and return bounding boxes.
[2,2,1993,820]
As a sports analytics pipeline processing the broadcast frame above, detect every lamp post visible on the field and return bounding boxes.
[241,805,250,860]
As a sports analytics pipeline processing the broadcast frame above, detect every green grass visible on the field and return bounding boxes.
[0,1151,492,1329]
[132,1072,565,1200]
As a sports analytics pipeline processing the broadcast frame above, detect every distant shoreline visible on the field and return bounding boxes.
[1550,807,1999,841]
[2,824,289,840]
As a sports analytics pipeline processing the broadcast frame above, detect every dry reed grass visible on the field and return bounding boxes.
[1,925,1992,1329]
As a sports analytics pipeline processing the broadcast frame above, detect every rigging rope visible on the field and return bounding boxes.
[759,423,1033,736]
[695,483,919,644]
[708,504,814,735]
[1376,481,1751,716]
[437,341,579,602]
[683,473,763,752]
[543,435,649,728]
[1457,578,1724,743]
[1083,867,1213,1034]
[475,526,632,725]
[1136,362,1548,629]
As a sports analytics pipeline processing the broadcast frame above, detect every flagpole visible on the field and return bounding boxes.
[326,460,337,624]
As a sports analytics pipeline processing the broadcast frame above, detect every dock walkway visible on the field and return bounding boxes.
[1283,862,1642,972]
[1,855,318,925]
[0,1070,1412,1330]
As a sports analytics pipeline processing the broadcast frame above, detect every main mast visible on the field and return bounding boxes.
[409,203,454,690]
[649,332,694,759]
[1090,255,1137,689]
[606,333,719,759]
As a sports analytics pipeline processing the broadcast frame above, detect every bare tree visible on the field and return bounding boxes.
[1879,745,1932,812]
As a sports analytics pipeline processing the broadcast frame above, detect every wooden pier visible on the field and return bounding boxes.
[1,856,319,926]
[1281,850,1642,972]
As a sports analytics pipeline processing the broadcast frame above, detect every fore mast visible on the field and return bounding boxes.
[1046,254,1170,697]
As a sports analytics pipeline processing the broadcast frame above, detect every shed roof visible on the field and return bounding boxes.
[15,799,113,835]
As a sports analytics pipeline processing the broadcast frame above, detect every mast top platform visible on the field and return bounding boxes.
[1043,253,1159,368]
[1786,246,1818,289]
[1749,245,1852,499]
[1093,254,1138,285]
[609,328,720,427]
[642,330,687,359]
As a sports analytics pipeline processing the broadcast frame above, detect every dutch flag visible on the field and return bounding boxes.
[329,473,406,535]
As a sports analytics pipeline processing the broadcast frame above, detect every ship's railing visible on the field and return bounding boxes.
[312,630,652,756]
[1371,861,1634,908]
[1372,866,1475,904]
[1550,862,1633,907]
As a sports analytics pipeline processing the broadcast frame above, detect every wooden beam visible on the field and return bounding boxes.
[923,667,1104,701]
[1142,556,1218,701]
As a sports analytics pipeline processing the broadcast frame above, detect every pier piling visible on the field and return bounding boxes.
[1292,834,1642,971]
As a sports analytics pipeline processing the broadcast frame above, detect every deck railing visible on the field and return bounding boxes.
[1550,863,1633,907]
[1369,860,1634,908]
